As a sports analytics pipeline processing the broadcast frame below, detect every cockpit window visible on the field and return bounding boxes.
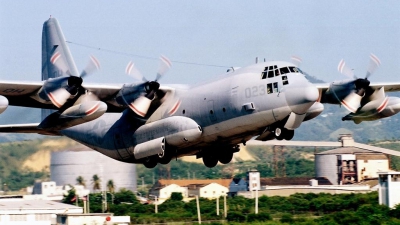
[280,67,290,75]
[261,65,302,80]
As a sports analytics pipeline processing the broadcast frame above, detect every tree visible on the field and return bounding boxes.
[107,179,115,193]
[76,176,86,187]
[62,187,77,204]
[91,174,101,192]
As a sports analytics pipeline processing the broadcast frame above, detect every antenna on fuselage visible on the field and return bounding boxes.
[255,57,259,64]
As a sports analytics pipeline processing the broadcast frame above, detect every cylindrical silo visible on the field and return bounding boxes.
[315,154,338,185]
[51,150,137,192]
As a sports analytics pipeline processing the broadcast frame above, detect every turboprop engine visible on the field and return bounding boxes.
[130,116,202,167]
[38,101,107,130]
[0,95,8,114]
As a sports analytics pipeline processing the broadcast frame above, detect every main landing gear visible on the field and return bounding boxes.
[143,148,174,169]
[201,145,239,168]
[274,127,294,140]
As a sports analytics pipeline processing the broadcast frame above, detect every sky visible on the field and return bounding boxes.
[1,0,400,86]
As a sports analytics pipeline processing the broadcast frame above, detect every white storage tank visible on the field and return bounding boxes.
[51,151,137,192]
[315,153,338,185]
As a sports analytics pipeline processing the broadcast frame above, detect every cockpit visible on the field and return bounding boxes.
[261,65,304,86]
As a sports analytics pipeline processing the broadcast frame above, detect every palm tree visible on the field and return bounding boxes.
[76,176,86,187]
[91,174,101,192]
[107,180,115,193]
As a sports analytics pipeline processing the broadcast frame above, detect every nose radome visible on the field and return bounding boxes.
[285,85,319,114]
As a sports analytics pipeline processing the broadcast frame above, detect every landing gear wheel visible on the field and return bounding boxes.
[275,127,284,140]
[143,156,158,168]
[158,150,173,165]
[284,129,294,140]
[219,151,233,164]
[202,154,218,168]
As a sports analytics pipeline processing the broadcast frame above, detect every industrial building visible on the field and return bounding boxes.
[0,198,82,225]
[51,150,137,192]
[378,171,400,208]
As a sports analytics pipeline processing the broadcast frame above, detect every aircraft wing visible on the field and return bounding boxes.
[314,82,400,93]
[0,80,124,111]
[0,123,59,135]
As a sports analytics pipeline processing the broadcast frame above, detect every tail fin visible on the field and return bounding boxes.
[41,17,79,80]
[41,17,79,120]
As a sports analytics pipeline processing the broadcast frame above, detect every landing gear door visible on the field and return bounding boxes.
[272,108,286,121]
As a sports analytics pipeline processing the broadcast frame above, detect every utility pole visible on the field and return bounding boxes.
[255,189,259,214]
[155,196,158,214]
[223,195,227,218]
[216,197,219,216]
[196,195,201,224]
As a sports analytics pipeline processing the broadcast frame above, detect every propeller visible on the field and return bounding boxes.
[291,55,303,67]
[123,55,172,117]
[47,54,100,108]
[337,54,380,113]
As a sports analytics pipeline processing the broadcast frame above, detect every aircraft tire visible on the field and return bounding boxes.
[203,154,218,168]
[158,149,173,164]
[275,127,284,140]
[284,129,295,140]
[143,156,158,168]
[219,151,233,164]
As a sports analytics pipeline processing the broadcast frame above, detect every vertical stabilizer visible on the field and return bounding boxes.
[41,17,79,120]
[41,17,79,80]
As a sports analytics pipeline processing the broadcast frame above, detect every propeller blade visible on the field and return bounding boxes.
[125,61,146,82]
[156,55,172,81]
[50,51,71,76]
[47,88,71,108]
[128,96,152,117]
[80,55,101,78]
[291,55,302,67]
[338,59,356,79]
[366,53,381,79]
[341,92,362,113]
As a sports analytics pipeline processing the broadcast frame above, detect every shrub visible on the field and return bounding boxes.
[247,212,272,222]
[226,212,246,222]
[280,213,294,223]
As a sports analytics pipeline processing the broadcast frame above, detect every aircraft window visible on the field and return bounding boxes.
[267,83,272,94]
[182,109,185,114]
[267,70,274,78]
[268,66,274,70]
[261,71,268,79]
[274,69,280,76]
[273,82,278,92]
[210,110,214,114]
[280,67,290,75]
[273,65,277,69]
[264,67,268,71]
[223,108,226,112]
[282,76,289,85]
[288,67,296,73]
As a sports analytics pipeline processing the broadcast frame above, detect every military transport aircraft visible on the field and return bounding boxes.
[0,18,400,168]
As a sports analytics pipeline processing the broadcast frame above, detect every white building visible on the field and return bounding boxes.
[31,181,90,201]
[378,171,400,208]
[0,199,82,225]
[150,184,188,200]
[188,183,228,198]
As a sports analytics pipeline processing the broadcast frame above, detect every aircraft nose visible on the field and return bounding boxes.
[285,85,319,114]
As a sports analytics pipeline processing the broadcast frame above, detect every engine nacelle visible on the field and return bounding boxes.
[304,102,324,121]
[342,96,400,124]
[38,101,107,130]
[0,95,8,114]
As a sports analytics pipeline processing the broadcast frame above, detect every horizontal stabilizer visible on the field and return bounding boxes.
[0,123,59,135]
